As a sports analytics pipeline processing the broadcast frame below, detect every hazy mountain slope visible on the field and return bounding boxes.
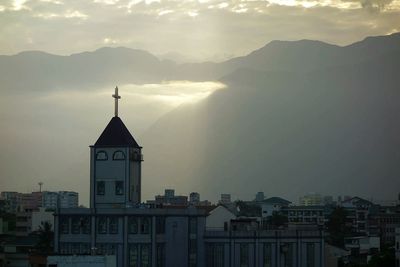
[1,33,399,94]
[141,49,400,201]
[171,32,400,80]
[0,47,175,93]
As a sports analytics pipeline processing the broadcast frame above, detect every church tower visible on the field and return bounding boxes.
[90,87,143,209]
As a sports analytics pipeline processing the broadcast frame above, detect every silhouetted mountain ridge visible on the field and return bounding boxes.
[1,32,400,93]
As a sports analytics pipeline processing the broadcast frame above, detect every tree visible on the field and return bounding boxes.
[34,221,54,253]
[270,211,288,227]
[366,246,395,267]
[235,200,261,217]
[326,207,352,247]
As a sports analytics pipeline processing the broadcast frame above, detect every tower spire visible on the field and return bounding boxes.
[112,86,121,117]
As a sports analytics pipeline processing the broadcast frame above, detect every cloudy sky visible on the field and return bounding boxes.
[0,0,399,61]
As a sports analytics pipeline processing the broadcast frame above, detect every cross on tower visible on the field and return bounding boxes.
[112,86,121,117]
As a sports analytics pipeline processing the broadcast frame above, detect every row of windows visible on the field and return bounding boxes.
[60,216,90,234]
[60,242,166,267]
[128,243,166,267]
[59,216,167,235]
[206,242,316,267]
[59,243,116,255]
[96,181,124,195]
[96,150,126,161]
[287,211,323,216]
[59,242,91,255]
[98,217,119,234]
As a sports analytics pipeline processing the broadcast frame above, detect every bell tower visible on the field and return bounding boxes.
[89,87,143,209]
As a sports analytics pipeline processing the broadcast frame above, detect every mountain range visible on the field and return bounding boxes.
[1,32,400,201]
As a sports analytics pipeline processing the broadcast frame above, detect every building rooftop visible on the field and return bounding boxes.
[94,116,140,147]
[262,197,292,205]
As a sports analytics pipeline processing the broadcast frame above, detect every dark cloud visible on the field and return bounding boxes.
[341,0,395,11]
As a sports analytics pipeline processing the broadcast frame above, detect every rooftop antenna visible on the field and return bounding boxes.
[38,182,43,192]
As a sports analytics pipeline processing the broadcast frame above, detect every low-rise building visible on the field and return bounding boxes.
[299,193,322,206]
[341,197,376,236]
[375,206,400,245]
[260,197,291,218]
[154,189,188,206]
[59,191,79,209]
[189,192,200,205]
[15,211,32,236]
[0,192,19,213]
[219,194,232,205]
[344,236,380,254]
[282,205,325,227]
[42,191,59,210]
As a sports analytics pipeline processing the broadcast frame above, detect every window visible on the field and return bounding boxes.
[60,243,70,254]
[109,217,118,234]
[129,244,139,267]
[115,181,124,195]
[189,217,197,235]
[281,243,293,267]
[141,217,151,234]
[240,243,249,267]
[98,244,116,255]
[107,244,116,255]
[263,243,272,267]
[189,239,197,267]
[60,217,69,234]
[206,243,224,267]
[113,150,125,160]
[129,244,151,267]
[306,243,315,267]
[82,217,91,234]
[156,243,165,267]
[81,243,90,254]
[97,181,105,195]
[129,217,138,234]
[141,244,151,267]
[97,243,108,255]
[71,217,81,234]
[96,151,108,161]
[71,243,80,254]
[98,217,107,234]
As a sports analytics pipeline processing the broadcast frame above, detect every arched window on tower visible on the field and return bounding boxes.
[113,150,125,160]
[96,151,108,161]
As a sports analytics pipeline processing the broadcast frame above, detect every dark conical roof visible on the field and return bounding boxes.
[94,116,140,147]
